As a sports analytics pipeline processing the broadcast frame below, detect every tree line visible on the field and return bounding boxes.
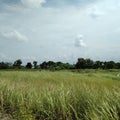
[0,58,120,70]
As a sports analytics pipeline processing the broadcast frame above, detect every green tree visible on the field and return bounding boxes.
[75,58,86,69]
[26,62,32,69]
[93,61,103,69]
[33,61,38,69]
[115,62,120,69]
[13,59,22,68]
[85,58,94,69]
[104,61,115,69]
[40,61,47,69]
[0,62,12,69]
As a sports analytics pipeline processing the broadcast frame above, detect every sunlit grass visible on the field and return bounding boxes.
[0,70,120,119]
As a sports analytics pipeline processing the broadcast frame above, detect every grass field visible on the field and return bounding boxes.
[0,69,120,120]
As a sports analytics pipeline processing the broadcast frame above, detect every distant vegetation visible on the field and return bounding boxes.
[0,58,120,70]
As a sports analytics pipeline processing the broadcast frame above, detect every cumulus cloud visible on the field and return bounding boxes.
[21,0,46,8]
[74,35,87,47]
[0,30,28,42]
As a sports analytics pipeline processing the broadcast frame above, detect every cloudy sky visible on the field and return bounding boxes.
[0,0,120,63]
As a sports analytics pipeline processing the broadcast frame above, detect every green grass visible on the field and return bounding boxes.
[0,69,120,120]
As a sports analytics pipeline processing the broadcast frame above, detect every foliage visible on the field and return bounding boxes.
[33,61,38,69]
[26,62,33,69]
[0,62,12,69]
[13,59,22,69]
[0,58,120,70]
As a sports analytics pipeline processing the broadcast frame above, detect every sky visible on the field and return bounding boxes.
[0,0,120,64]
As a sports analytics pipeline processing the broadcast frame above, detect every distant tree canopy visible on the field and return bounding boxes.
[13,59,22,68]
[0,58,120,70]
[26,62,32,69]
[75,58,120,69]
[33,61,38,69]
[93,61,103,69]
[0,62,12,69]
[40,61,73,70]
[75,58,94,69]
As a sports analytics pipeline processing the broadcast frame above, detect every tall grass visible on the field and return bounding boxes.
[0,70,120,120]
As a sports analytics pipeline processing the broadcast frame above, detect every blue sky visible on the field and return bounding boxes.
[0,0,120,63]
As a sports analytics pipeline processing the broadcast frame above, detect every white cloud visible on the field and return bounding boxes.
[0,0,120,62]
[0,53,6,59]
[87,0,120,19]
[1,30,28,42]
[90,10,101,19]
[74,34,87,47]
[21,0,46,8]
[21,56,36,61]
[88,6,104,19]
[0,0,46,13]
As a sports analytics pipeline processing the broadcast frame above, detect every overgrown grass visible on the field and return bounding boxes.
[0,70,120,120]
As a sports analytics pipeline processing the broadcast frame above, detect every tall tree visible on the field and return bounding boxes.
[93,61,103,69]
[85,58,94,69]
[13,59,22,68]
[75,58,86,69]
[33,61,38,69]
[40,61,47,69]
[26,62,32,69]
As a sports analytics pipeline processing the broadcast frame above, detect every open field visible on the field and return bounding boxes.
[0,69,120,120]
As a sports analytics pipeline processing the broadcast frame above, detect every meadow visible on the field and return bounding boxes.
[0,69,120,120]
